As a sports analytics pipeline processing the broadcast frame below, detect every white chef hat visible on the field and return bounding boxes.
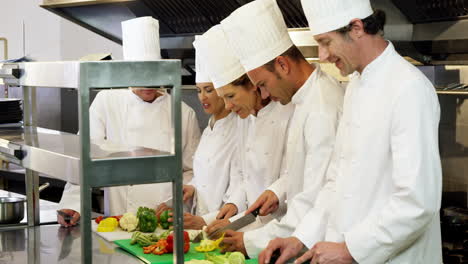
[193,25,246,89]
[301,0,373,36]
[193,35,211,83]
[121,16,161,60]
[221,0,293,72]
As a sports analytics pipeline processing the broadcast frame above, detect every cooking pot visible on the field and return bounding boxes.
[0,183,49,224]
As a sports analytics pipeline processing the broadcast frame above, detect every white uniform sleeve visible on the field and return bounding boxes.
[58,182,81,213]
[224,150,247,213]
[267,154,288,208]
[244,112,339,257]
[181,106,201,183]
[89,91,107,141]
[344,81,442,263]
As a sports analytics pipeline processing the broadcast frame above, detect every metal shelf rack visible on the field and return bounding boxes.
[0,60,185,264]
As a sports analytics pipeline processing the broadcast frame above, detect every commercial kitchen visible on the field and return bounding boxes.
[0,0,466,263]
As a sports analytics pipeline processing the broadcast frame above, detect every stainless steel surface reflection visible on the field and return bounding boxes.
[0,224,143,263]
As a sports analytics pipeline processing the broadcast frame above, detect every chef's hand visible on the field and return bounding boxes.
[167,212,206,230]
[155,203,172,219]
[183,185,195,202]
[221,230,247,256]
[294,242,353,264]
[259,237,304,264]
[216,203,238,220]
[206,219,231,238]
[57,209,80,227]
[246,190,279,216]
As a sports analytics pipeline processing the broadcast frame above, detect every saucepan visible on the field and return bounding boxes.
[0,183,50,224]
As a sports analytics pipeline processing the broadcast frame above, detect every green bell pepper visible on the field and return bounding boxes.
[137,207,158,232]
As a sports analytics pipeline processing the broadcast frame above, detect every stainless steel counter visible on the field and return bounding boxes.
[0,224,143,263]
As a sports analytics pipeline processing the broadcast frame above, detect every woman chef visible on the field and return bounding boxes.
[194,25,294,230]
[165,35,239,229]
[57,17,201,226]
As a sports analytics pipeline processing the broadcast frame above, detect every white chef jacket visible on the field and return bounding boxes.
[224,101,294,213]
[59,89,201,215]
[243,64,345,257]
[191,112,238,216]
[294,42,442,263]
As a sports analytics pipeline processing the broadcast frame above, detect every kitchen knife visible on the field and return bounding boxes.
[208,208,260,239]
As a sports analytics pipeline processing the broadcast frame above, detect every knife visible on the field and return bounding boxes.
[208,208,260,239]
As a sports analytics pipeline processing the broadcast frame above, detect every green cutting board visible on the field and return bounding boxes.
[114,239,258,264]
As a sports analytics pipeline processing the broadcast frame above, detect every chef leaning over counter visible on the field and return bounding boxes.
[193,25,294,231]
[160,34,239,230]
[260,0,443,263]
[57,17,201,226]
[210,0,344,257]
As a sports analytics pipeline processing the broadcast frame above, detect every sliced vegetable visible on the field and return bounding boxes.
[96,217,119,232]
[185,260,213,264]
[195,233,224,252]
[119,212,138,232]
[205,252,245,264]
[143,239,168,255]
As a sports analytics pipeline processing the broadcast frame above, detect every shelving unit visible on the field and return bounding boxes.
[0,60,185,264]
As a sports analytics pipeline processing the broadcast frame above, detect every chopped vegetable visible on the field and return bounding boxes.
[137,207,158,232]
[205,252,245,264]
[143,239,168,255]
[185,260,213,264]
[119,212,139,232]
[205,253,229,264]
[96,217,119,232]
[166,231,190,253]
[195,233,224,252]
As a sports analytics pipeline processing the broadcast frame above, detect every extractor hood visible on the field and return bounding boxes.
[41,0,468,67]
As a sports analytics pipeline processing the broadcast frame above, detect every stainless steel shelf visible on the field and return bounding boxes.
[436,90,468,95]
[0,127,172,185]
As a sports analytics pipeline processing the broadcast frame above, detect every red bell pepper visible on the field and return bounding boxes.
[94,216,104,224]
[166,231,190,253]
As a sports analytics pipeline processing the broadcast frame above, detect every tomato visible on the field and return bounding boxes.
[95,216,104,224]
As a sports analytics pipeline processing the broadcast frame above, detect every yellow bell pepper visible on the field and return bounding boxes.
[195,234,224,252]
[97,217,119,232]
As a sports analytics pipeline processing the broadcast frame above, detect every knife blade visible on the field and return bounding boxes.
[209,208,260,239]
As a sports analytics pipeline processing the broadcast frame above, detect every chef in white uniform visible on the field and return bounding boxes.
[57,17,200,226]
[194,25,294,234]
[213,0,344,257]
[172,36,238,230]
[260,1,442,263]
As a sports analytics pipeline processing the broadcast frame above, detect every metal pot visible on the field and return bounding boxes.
[0,183,50,224]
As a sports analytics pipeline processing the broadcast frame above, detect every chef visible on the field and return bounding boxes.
[169,35,239,230]
[194,25,294,234]
[57,16,201,226]
[214,0,344,257]
[260,0,442,263]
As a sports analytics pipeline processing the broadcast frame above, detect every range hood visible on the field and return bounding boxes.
[41,0,468,67]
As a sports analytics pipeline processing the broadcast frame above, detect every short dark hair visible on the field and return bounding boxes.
[263,45,305,72]
[336,9,386,36]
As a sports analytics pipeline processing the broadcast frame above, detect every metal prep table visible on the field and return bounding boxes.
[0,60,186,264]
[0,224,144,263]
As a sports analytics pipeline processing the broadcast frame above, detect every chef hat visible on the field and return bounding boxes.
[221,0,293,71]
[301,0,373,36]
[193,35,211,83]
[121,16,161,60]
[193,25,246,89]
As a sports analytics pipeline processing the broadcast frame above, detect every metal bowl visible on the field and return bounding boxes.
[0,197,25,224]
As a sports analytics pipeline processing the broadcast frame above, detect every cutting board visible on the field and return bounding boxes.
[115,239,258,264]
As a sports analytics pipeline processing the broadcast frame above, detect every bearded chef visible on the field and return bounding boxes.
[57,16,201,226]
[260,0,443,263]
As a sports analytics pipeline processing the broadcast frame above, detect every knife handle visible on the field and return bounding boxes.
[252,207,260,217]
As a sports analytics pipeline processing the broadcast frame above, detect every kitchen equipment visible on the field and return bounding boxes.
[0,182,49,224]
[208,208,260,239]
[115,239,258,264]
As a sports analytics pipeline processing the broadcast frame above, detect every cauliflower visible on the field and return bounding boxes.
[119,212,139,232]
